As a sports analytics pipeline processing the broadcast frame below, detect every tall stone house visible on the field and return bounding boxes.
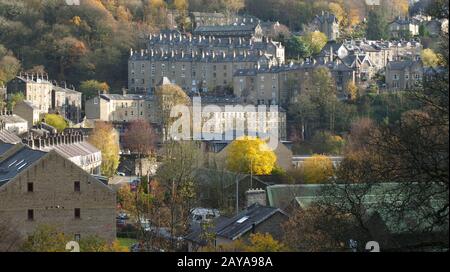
[385,60,423,91]
[307,11,340,41]
[0,143,116,243]
[7,74,82,124]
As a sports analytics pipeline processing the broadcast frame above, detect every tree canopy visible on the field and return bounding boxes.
[226,136,277,175]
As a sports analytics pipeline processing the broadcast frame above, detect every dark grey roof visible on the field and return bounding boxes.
[185,204,286,244]
[0,143,14,156]
[390,17,420,26]
[216,204,286,240]
[194,24,258,33]
[387,60,422,70]
[0,144,47,186]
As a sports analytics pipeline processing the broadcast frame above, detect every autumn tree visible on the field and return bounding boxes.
[156,141,202,251]
[55,37,88,80]
[0,44,21,86]
[282,204,366,252]
[421,48,442,68]
[303,31,328,55]
[88,122,120,177]
[21,225,70,252]
[310,131,345,155]
[222,0,245,18]
[346,81,359,100]
[226,137,277,175]
[80,80,110,100]
[215,233,288,252]
[123,120,157,176]
[44,114,68,132]
[302,155,334,184]
[79,236,129,252]
[155,83,190,141]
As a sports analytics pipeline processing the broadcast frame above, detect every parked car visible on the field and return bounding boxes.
[190,208,220,224]
[116,212,130,220]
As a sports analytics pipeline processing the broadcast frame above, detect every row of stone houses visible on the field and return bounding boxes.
[6,73,82,125]
[129,31,285,95]
[317,39,423,72]
[85,90,288,141]
[233,58,356,105]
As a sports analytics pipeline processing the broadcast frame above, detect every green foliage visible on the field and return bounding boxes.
[21,225,70,252]
[0,44,21,86]
[310,131,345,155]
[286,35,312,60]
[7,92,24,110]
[366,9,388,40]
[303,31,328,55]
[288,67,357,140]
[80,80,110,100]
[88,122,120,177]
[302,155,334,184]
[44,114,68,132]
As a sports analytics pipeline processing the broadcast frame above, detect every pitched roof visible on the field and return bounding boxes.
[0,130,22,144]
[185,204,287,244]
[0,144,47,186]
[216,204,287,240]
[0,114,27,124]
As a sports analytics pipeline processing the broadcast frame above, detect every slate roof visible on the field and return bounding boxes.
[0,144,47,186]
[185,204,287,244]
[387,60,422,70]
[0,130,22,144]
[100,93,153,101]
[40,141,100,160]
[0,114,27,125]
[194,24,259,35]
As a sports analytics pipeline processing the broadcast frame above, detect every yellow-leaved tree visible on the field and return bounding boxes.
[421,48,442,68]
[88,122,120,177]
[302,155,334,184]
[44,114,68,132]
[226,137,277,175]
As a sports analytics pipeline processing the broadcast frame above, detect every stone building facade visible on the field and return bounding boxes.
[13,100,42,126]
[7,74,82,124]
[51,85,82,124]
[385,60,423,91]
[0,143,116,242]
[233,59,356,106]
[129,30,285,94]
[307,11,340,41]
[7,74,53,112]
[388,17,420,38]
[85,93,158,124]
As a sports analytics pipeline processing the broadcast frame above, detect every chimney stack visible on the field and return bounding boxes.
[245,189,266,207]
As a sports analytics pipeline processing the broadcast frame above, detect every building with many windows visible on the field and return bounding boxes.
[128,30,285,94]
